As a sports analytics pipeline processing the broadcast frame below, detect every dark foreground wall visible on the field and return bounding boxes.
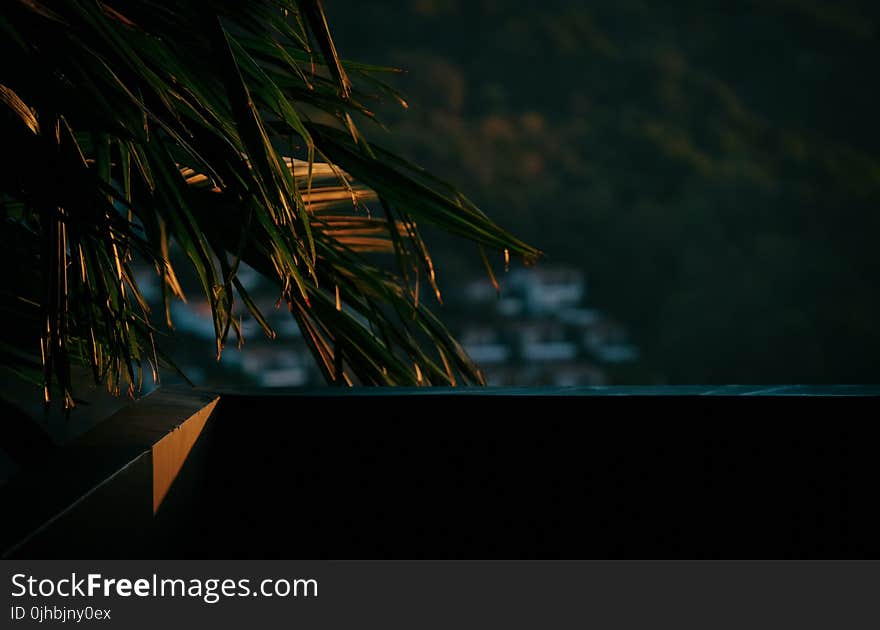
[3,387,879,558]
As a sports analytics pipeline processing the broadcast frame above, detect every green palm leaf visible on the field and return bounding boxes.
[0,0,540,407]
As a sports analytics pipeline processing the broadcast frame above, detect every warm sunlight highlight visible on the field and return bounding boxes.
[151,397,220,514]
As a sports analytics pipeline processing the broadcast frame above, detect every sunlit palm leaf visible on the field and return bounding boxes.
[0,0,540,406]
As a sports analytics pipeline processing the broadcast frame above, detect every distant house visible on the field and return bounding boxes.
[506,268,586,315]
[146,262,639,387]
[235,347,310,387]
[455,265,639,385]
[584,321,640,363]
[461,326,511,364]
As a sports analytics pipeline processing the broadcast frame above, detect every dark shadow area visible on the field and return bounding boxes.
[8,390,877,559]
[189,394,880,558]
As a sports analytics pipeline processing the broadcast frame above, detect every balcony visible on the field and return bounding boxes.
[1,385,878,558]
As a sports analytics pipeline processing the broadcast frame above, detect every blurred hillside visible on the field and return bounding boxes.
[325,0,880,383]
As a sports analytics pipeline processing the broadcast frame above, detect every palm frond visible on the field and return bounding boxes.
[0,0,540,406]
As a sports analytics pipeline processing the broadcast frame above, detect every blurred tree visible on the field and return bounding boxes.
[327,0,880,384]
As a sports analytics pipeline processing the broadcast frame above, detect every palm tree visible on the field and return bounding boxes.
[0,0,539,408]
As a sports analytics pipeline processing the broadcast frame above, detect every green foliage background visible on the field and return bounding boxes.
[327,0,880,383]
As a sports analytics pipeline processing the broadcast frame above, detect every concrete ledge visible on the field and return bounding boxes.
[0,387,219,558]
[1,385,878,558]
[214,384,880,397]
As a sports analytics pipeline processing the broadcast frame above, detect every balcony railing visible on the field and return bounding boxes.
[2,385,878,558]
